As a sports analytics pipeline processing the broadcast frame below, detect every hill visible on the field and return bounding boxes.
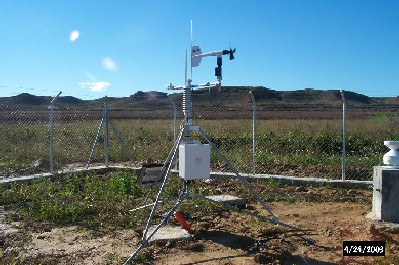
[0,87,397,109]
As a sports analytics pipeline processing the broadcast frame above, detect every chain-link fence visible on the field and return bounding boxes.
[1,105,51,176]
[1,92,398,182]
[345,104,399,180]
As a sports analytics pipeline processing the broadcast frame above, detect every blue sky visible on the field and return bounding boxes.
[1,0,398,99]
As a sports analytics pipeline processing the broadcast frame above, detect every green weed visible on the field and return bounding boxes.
[1,171,147,229]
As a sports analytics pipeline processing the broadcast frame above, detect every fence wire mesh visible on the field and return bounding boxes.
[254,105,344,180]
[345,104,399,180]
[1,105,51,176]
[53,107,103,168]
[1,95,398,182]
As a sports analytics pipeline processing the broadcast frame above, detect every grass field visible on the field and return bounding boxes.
[1,106,398,181]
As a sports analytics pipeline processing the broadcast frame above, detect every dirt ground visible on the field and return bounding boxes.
[2,180,399,265]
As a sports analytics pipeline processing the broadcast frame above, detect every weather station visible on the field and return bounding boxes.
[124,22,300,264]
[168,44,237,182]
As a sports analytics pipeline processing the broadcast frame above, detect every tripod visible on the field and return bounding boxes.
[86,97,136,168]
[124,81,301,264]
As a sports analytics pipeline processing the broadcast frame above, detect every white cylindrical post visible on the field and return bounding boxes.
[383,141,399,166]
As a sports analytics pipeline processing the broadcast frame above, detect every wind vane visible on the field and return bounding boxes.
[188,21,236,83]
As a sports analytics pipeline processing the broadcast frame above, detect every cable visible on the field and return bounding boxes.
[208,85,232,107]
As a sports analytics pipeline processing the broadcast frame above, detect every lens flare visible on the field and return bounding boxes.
[69,30,79,42]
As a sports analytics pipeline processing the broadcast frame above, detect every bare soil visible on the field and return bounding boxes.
[2,180,399,265]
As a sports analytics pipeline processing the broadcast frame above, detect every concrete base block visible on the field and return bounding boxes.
[366,212,399,232]
[372,166,399,223]
[147,226,192,243]
[205,195,247,207]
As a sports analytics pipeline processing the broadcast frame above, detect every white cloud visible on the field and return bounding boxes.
[102,57,118,71]
[69,30,79,42]
[78,82,110,92]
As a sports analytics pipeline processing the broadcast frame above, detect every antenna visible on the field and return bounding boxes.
[184,49,187,86]
[190,20,193,81]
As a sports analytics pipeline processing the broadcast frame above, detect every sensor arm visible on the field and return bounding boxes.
[192,49,233,58]
[192,50,224,58]
[167,82,220,91]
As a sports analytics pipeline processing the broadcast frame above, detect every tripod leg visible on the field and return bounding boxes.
[124,190,189,265]
[197,127,300,230]
[123,244,145,265]
[141,125,185,240]
[86,112,106,168]
[124,125,186,264]
[191,193,300,230]
[144,185,189,243]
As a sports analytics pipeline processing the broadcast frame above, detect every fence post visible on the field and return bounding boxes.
[49,91,62,173]
[104,96,109,167]
[249,91,256,175]
[340,90,346,181]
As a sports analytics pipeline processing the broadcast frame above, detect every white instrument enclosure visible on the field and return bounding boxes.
[179,140,210,180]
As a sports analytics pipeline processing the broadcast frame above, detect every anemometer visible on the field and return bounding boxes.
[167,21,236,126]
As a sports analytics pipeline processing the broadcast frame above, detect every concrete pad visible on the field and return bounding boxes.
[205,195,246,207]
[366,212,399,232]
[147,226,192,243]
[2,166,372,189]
